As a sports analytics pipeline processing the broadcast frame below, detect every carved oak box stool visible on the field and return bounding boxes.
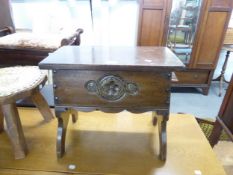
[0,66,54,159]
[39,46,185,161]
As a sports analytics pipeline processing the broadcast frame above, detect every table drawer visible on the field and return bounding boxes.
[174,70,210,84]
[53,70,170,108]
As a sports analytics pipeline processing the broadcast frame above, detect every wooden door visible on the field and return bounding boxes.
[137,0,172,46]
[189,0,233,69]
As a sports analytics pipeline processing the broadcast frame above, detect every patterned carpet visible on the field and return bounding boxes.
[196,118,230,141]
[196,118,233,175]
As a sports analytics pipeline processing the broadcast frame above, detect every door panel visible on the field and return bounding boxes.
[140,10,163,46]
[137,0,172,46]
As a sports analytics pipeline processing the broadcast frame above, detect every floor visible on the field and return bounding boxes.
[214,141,233,175]
[170,50,233,120]
[0,108,227,175]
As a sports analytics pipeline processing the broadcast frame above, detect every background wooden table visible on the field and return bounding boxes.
[0,108,226,175]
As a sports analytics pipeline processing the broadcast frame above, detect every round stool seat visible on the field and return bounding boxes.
[0,66,46,97]
[0,66,53,159]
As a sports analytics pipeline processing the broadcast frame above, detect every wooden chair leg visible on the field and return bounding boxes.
[2,103,28,159]
[209,121,223,147]
[31,90,54,122]
[0,106,4,133]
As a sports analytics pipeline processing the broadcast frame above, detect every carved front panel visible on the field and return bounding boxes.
[85,75,139,102]
[53,70,170,109]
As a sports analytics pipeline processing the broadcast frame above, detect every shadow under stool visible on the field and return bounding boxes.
[0,66,54,159]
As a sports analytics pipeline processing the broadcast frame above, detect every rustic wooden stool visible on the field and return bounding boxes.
[0,66,54,159]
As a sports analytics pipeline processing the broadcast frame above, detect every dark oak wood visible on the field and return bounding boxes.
[151,110,168,161]
[152,111,158,126]
[53,70,170,109]
[209,74,233,146]
[0,28,83,66]
[39,46,184,71]
[157,112,168,161]
[55,107,78,158]
[70,109,78,123]
[39,46,184,161]
[55,107,70,158]
[56,107,77,158]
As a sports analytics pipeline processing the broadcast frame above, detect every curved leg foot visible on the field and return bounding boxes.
[3,103,28,159]
[152,112,157,126]
[70,109,78,123]
[156,111,169,161]
[56,107,70,158]
[202,87,209,96]
[158,117,167,161]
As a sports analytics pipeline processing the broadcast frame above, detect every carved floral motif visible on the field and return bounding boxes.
[85,75,139,101]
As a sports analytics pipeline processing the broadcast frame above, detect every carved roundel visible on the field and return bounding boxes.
[85,75,139,102]
[85,80,97,93]
[98,75,125,101]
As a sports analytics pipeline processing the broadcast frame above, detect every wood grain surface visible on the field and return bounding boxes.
[0,108,226,175]
[39,46,185,71]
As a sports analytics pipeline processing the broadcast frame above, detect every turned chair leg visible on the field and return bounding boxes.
[209,120,223,147]
[0,106,4,133]
[31,90,54,122]
[2,103,28,159]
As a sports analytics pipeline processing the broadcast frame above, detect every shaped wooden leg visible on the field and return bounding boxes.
[0,106,4,133]
[2,103,28,159]
[31,90,54,122]
[55,107,70,158]
[156,111,169,161]
[152,112,157,126]
[202,87,209,96]
[70,109,78,123]
[209,119,222,147]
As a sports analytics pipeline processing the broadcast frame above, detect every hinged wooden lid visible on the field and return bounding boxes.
[39,46,185,71]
